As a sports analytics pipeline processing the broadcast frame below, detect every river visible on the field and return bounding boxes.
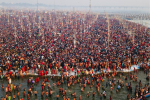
[0,70,149,100]
[128,20,150,28]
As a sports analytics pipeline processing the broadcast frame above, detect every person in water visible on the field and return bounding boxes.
[87,92,89,98]
[93,91,95,97]
[100,93,103,99]
[110,95,112,100]
[56,94,59,100]
[34,90,37,97]
[103,91,106,98]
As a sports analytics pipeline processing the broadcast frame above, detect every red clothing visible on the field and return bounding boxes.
[110,96,112,100]
[10,71,12,75]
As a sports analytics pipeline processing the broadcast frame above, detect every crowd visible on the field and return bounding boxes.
[0,10,149,75]
[0,9,149,99]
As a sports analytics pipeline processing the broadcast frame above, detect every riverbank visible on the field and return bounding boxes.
[1,64,141,77]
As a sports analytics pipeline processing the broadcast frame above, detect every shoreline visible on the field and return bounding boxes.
[2,64,141,77]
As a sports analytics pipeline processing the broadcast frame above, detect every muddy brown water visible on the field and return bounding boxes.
[0,70,150,100]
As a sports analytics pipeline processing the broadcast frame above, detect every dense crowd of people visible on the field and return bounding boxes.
[0,10,149,74]
[0,9,149,100]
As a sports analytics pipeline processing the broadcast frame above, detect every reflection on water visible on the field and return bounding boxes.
[0,70,149,100]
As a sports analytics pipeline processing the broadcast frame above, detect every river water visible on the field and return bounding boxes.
[128,20,150,28]
[0,70,149,100]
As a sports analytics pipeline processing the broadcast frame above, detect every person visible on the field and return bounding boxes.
[93,91,95,97]
[127,94,130,99]
[53,82,55,87]
[110,86,114,92]
[62,90,66,96]
[8,96,11,100]
[1,97,3,100]
[125,76,127,80]
[34,90,37,96]
[41,91,44,98]
[110,95,112,100]
[17,91,20,97]
[103,91,106,98]
[116,89,119,93]
[1,84,4,90]
[118,85,121,90]
[81,87,84,92]
[49,89,54,97]
[27,94,30,100]
[79,95,82,100]
[87,92,89,98]
[23,89,26,97]
[100,93,103,99]
[13,94,16,100]
[72,92,76,98]
[46,90,49,97]
[63,96,66,100]
[102,85,105,90]
[56,94,59,100]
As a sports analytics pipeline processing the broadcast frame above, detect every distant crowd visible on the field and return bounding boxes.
[0,10,149,76]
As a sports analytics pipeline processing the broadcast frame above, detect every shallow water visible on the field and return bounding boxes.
[0,70,150,100]
[128,20,150,28]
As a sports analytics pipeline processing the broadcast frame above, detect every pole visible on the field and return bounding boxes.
[12,17,13,28]
[42,29,45,45]
[14,27,17,43]
[7,9,10,25]
[145,23,147,33]
[106,12,110,48]
[37,0,38,11]
[133,28,135,46]
[54,0,55,11]
[89,0,91,13]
